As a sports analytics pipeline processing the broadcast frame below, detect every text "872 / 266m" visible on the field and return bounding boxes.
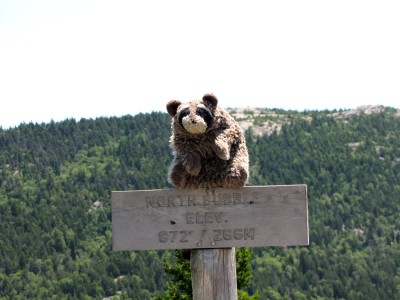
[158,228,255,243]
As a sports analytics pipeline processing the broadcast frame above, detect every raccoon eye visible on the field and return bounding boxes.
[178,108,190,128]
[196,107,213,127]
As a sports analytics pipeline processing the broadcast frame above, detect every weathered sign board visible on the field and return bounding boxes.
[112,185,308,251]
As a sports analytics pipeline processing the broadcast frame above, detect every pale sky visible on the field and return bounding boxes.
[1,0,399,129]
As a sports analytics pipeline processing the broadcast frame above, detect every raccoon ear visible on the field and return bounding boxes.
[166,100,182,117]
[202,93,218,108]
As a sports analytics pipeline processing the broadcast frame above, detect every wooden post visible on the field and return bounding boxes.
[191,248,237,300]
[112,185,308,299]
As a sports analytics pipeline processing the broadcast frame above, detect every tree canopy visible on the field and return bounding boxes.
[1,107,400,299]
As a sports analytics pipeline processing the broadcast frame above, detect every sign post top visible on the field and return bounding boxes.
[112,185,309,251]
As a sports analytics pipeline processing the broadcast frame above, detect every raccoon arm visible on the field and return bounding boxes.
[212,125,242,160]
[213,138,230,160]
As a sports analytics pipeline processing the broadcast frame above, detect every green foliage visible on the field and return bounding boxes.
[0,108,400,298]
[0,113,171,299]
[246,109,400,299]
[156,250,192,300]
[237,248,259,300]
[236,248,253,290]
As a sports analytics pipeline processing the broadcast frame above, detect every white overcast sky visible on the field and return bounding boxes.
[1,0,399,128]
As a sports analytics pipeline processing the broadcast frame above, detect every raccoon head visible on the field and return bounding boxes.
[167,94,218,134]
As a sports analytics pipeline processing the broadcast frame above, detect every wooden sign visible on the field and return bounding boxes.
[112,185,308,251]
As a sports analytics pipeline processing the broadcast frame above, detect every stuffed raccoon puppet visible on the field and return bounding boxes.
[166,93,249,189]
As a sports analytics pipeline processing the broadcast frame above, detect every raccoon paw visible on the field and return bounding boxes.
[214,141,230,160]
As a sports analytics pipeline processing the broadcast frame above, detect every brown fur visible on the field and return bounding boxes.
[166,93,249,189]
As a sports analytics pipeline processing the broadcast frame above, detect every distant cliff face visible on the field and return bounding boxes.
[227,107,297,136]
[228,105,399,136]
[330,105,386,118]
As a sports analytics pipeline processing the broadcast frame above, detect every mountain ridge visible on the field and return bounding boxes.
[0,107,399,299]
[227,105,400,136]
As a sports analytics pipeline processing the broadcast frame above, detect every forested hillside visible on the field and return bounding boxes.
[1,107,400,299]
